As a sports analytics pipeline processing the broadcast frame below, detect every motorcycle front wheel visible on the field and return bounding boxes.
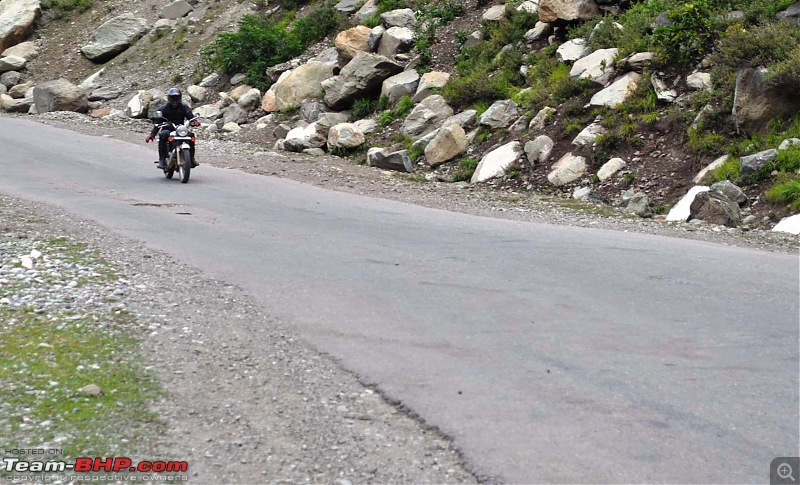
[181,148,191,183]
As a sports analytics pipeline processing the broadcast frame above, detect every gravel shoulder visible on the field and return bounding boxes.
[0,195,481,484]
[20,111,800,255]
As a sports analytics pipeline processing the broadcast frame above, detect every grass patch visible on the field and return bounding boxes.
[765,175,800,210]
[0,239,162,462]
[443,6,538,108]
[452,157,478,182]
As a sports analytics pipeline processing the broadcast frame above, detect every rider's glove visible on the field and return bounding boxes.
[190,120,200,127]
[145,136,154,143]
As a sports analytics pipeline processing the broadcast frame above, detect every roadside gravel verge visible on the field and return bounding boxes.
[0,195,480,484]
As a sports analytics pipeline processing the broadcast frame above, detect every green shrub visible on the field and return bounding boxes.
[202,2,346,90]
[352,97,377,119]
[395,96,414,117]
[687,127,726,155]
[765,175,800,210]
[443,6,537,108]
[452,158,478,182]
[377,0,409,14]
[651,0,715,65]
[378,110,397,128]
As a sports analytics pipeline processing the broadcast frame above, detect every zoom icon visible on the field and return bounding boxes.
[772,457,800,484]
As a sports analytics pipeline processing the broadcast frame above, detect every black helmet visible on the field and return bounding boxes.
[167,87,182,107]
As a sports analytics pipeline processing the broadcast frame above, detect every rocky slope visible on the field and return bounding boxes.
[1,0,800,235]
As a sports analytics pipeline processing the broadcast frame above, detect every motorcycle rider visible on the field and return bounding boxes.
[146,87,200,170]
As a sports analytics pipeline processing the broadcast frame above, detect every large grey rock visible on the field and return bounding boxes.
[380,8,416,28]
[159,0,192,19]
[472,141,523,183]
[517,0,539,13]
[0,0,41,53]
[80,13,149,63]
[222,103,249,124]
[335,25,372,62]
[125,89,164,119]
[666,186,710,222]
[710,180,748,206]
[354,118,377,135]
[621,52,653,72]
[547,153,587,186]
[237,88,262,111]
[152,18,176,36]
[354,0,378,23]
[777,3,800,23]
[367,25,385,51]
[0,55,25,72]
[524,22,553,42]
[381,69,419,105]
[0,70,18,87]
[482,5,507,21]
[686,72,712,91]
[538,0,600,22]
[425,124,467,166]
[478,99,519,129]
[733,67,796,135]
[88,86,122,101]
[524,135,554,164]
[529,106,556,131]
[690,190,741,227]
[651,74,677,103]
[400,94,453,139]
[322,52,402,110]
[597,157,626,180]
[8,80,32,98]
[625,192,652,217]
[270,61,337,112]
[78,68,105,92]
[772,214,800,234]
[33,79,88,113]
[412,71,449,103]
[367,147,414,172]
[194,104,222,120]
[556,38,587,62]
[334,0,364,14]
[186,85,207,103]
[301,99,327,123]
[377,26,414,58]
[569,48,618,86]
[590,72,641,108]
[199,73,220,88]
[739,149,777,174]
[779,138,800,151]
[1,40,36,60]
[572,122,606,147]
[284,122,327,152]
[0,92,31,112]
[410,110,477,153]
[328,123,366,149]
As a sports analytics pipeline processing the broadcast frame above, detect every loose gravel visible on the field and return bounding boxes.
[0,196,481,484]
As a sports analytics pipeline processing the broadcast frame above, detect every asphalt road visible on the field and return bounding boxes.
[1,117,798,483]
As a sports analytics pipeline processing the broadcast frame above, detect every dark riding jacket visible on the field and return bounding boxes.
[149,102,196,137]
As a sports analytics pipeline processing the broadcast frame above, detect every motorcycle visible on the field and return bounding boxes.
[152,111,200,184]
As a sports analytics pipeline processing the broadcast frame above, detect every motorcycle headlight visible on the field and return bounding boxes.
[177,126,189,137]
